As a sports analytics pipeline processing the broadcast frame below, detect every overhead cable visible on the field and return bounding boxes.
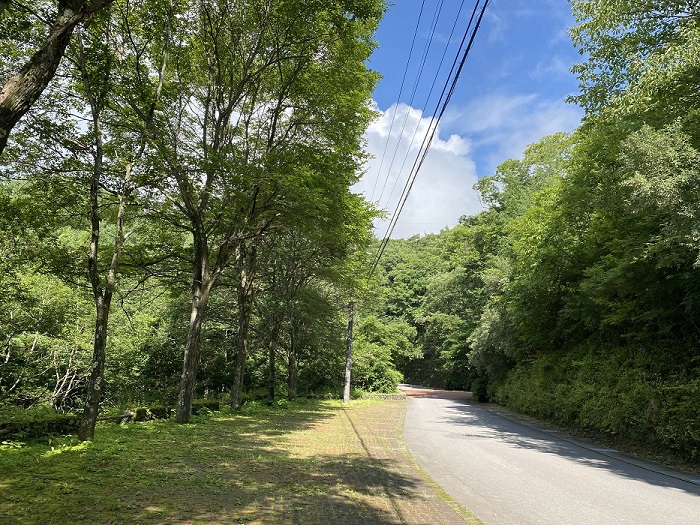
[368,0,490,278]
[369,0,427,201]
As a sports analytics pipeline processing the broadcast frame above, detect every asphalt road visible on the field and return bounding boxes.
[400,386,700,525]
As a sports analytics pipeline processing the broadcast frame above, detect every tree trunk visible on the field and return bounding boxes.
[78,293,111,440]
[343,301,354,404]
[78,59,130,440]
[265,318,280,404]
[268,338,276,403]
[0,0,115,155]
[230,240,257,409]
[175,202,215,420]
[176,264,212,422]
[287,315,299,401]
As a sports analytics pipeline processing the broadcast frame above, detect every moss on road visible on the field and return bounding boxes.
[1,399,481,524]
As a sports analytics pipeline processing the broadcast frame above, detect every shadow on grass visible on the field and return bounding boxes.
[1,400,423,525]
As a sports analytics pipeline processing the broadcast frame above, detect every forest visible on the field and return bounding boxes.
[1,0,385,441]
[1,0,699,463]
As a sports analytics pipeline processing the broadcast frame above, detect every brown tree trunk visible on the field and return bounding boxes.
[265,318,280,404]
[230,240,256,410]
[0,0,115,155]
[268,339,276,403]
[176,224,213,422]
[287,315,299,401]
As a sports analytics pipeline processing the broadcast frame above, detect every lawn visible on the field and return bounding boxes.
[0,399,480,525]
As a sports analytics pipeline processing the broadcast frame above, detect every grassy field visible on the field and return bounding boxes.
[0,399,480,525]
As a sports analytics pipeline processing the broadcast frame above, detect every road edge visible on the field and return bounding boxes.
[396,399,485,525]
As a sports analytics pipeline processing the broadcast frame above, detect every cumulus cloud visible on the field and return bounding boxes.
[355,95,582,239]
[354,103,482,239]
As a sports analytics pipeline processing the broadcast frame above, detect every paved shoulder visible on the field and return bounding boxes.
[340,399,483,524]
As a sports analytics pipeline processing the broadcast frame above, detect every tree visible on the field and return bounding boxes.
[114,0,382,421]
[1,0,174,437]
[570,0,700,124]
[0,0,116,155]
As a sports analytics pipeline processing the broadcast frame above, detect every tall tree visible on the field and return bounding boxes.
[118,0,382,421]
[570,0,700,123]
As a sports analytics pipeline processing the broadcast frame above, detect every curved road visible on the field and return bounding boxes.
[400,386,700,525]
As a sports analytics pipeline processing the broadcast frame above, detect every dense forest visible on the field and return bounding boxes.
[2,0,699,463]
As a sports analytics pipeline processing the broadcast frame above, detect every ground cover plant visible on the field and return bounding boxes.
[0,399,479,525]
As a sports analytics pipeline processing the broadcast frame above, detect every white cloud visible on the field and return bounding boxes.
[531,55,574,81]
[355,103,482,239]
[443,94,583,173]
[445,94,538,134]
[355,95,583,239]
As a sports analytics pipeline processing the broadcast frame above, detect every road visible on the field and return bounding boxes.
[400,386,700,525]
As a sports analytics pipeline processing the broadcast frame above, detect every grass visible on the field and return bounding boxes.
[1,399,481,525]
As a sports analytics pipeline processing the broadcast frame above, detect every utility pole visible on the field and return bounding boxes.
[343,301,355,404]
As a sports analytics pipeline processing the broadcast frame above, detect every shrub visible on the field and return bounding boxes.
[0,405,79,439]
[491,343,700,463]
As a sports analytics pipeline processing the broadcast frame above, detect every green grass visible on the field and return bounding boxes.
[1,399,479,525]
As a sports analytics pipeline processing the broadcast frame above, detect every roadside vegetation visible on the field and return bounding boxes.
[1,0,698,494]
[1,0,392,441]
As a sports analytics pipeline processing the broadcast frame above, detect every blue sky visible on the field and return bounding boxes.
[355,0,584,238]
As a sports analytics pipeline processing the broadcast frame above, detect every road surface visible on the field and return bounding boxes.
[400,386,700,525]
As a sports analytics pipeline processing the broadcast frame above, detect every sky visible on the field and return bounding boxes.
[354,0,584,239]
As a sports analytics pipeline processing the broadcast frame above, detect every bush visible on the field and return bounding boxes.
[191,401,220,415]
[0,405,79,439]
[471,377,489,402]
[491,343,700,463]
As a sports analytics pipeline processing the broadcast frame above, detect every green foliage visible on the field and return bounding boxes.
[346,1,700,466]
[350,315,415,393]
[570,0,700,121]
[0,405,80,439]
[492,343,700,461]
[0,0,386,428]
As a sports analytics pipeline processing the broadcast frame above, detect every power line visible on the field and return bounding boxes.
[382,0,468,210]
[376,0,445,206]
[369,0,427,202]
[369,0,490,277]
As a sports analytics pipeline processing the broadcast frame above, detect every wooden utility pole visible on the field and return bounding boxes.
[343,301,355,404]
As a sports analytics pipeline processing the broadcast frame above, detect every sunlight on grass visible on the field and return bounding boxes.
[1,439,26,451]
[42,440,91,458]
[1,399,477,524]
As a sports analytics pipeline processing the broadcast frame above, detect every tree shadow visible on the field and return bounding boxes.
[1,401,446,525]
